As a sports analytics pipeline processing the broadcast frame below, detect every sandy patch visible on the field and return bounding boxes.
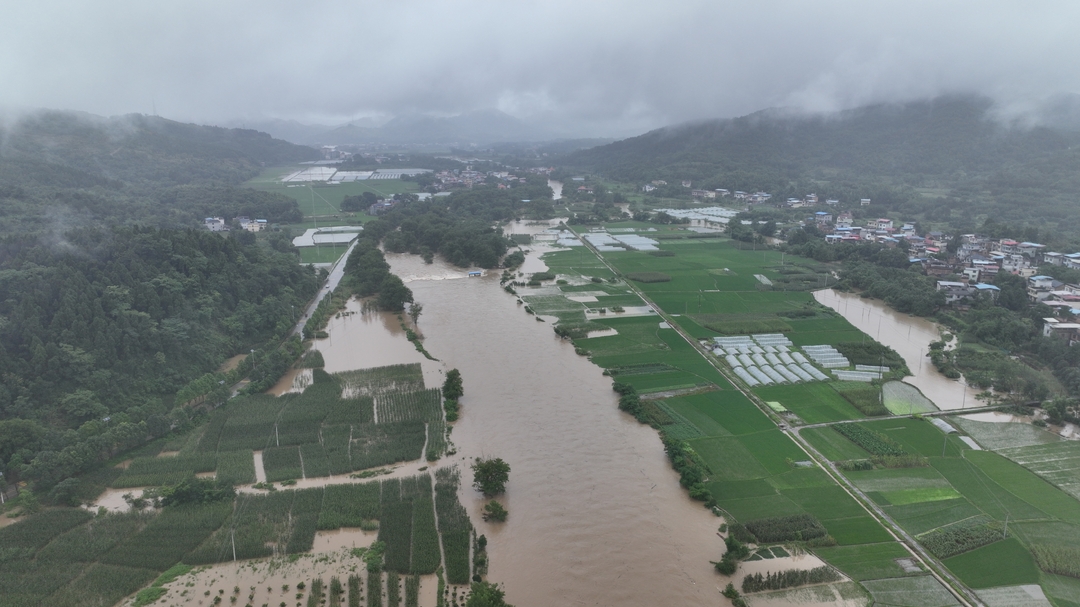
[311,528,378,553]
[158,451,180,458]
[253,451,267,484]
[89,487,149,513]
[127,551,444,607]
[959,411,1030,424]
[218,354,248,373]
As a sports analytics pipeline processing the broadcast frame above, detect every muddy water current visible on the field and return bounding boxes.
[814,289,981,410]
[360,248,724,607]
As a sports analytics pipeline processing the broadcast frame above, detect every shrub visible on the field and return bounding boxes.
[482,501,508,522]
[920,520,1002,558]
[831,423,906,456]
[626,272,671,283]
[741,566,840,593]
[704,318,792,335]
[743,514,827,544]
[1032,545,1080,578]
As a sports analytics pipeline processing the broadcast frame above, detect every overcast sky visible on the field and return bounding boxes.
[2,1,1078,137]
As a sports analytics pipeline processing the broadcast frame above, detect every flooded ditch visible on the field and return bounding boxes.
[814,289,981,411]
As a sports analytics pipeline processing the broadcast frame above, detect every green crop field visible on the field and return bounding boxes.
[692,436,770,480]
[801,426,874,461]
[882,381,938,415]
[998,440,1080,501]
[246,172,421,219]
[824,515,894,545]
[861,418,963,458]
[754,383,864,423]
[300,245,351,264]
[538,231,1080,604]
[813,542,917,580]
[860,575,961,606]
[930,457,1049,522]
[943,537,1041,588]
[950,416,1061,450]
[965,450,1080,524]
[885,498,977,533]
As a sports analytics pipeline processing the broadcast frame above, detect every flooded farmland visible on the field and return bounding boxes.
[814,289,981,411]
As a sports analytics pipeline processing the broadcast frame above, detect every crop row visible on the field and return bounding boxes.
[919,520,1002,558]
[37,511,151,563]
[379,479,415,573]
[831,423,907,457]
[263,445,304,482]
[409,497,441,574]
[351,422,426,471]
[215,451,256,485]
[405,574,420,607]
[0,508,93,561]
[104,501,233,570]
[377,389,443,424]
[1032,545,1080,578]
[336,364,426,398]
[324,395,375,426]
[112,453,218,488]
[318,483,381,530]
[425,421,447,462]
[435,468,473,584]
[49,563,158,607]
[348,575,362,607]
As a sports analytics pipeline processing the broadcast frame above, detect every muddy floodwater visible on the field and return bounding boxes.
[814,289,981,410]
[367,251,724,607]
[548,179,563,200]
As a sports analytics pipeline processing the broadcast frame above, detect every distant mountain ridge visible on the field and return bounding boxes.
[562,95,1080,183]
[1,110,319,188]
[229,109,551,146]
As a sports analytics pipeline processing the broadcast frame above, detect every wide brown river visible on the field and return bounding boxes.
[320,248,722,606]
[814,289,981,410]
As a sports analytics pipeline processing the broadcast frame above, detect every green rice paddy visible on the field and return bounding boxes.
[537,230,1080,603]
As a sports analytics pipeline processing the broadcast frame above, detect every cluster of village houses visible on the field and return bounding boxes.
[658,184,1080,346]
[202,216,268,232]
[432,166,550,191]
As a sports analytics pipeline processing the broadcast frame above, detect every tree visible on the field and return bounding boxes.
[472,457,510,497]
[408,302,423,325]
[482,500,508,522]
[443,369,463,400]
[377,275,414,311]
[465,581,514,607]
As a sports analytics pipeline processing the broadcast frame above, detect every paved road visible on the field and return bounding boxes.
[291,239,359,337]
[564,225,984,607]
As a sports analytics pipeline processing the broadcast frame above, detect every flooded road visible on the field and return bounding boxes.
[376,252,723,607]
[814,289,981,410]
[548,179,563,200]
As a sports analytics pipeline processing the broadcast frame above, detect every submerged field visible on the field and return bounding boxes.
[0,361,474,607]
[530,227,1080,607]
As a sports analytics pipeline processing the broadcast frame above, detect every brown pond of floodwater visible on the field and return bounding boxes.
[814,289,981,411]
[314,248,724,607]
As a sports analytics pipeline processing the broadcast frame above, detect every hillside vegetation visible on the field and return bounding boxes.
[0,111,318,236]
[0,113,321,499]
[563,95,1080,245]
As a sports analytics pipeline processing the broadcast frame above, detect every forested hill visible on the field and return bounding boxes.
[0,111,319,236]
[0,113,323,498]
[563,95,1080,183]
